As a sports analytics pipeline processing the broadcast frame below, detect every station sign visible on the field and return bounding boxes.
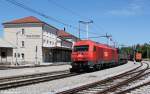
[26,35,41,39]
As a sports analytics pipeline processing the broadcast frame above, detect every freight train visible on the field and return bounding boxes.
[135,52,142,62]
[70,40,128,72]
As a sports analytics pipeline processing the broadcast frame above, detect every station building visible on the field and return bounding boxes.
[0,38,15,65]
[0,16,78,65]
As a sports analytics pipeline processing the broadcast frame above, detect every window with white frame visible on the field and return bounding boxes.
[22,29,25,35]
[21,41,25,47]
[21,53,24,59]
[18,53,20,58]
[43,39,45,43]
[14,53,16,57]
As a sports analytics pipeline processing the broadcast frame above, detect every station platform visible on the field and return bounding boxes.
[0,62,71,70]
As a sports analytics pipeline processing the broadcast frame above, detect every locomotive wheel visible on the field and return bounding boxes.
[69,68,74,72]
[94,64,101,71]
[70,68,76,73]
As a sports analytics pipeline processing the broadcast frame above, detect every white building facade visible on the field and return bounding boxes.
[2,16,73,65]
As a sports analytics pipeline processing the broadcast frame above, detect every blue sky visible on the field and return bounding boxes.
[0,0,150,46]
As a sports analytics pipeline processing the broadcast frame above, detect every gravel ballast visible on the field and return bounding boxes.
[0,61,141,94]
[0,65,71,78]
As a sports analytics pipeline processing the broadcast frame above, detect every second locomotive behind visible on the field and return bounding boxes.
[70,40,126,72]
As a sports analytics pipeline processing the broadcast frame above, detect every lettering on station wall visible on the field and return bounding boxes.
[26,35,41,39]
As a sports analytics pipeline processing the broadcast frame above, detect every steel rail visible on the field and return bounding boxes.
[116,81,150,94]
[116,69,150,94]
[57,62,143,94]
[0,70,79,90]
[97,62,149,94]
[0,70,69,82]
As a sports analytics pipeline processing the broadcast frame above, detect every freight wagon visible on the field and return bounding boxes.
[135,52,142,62]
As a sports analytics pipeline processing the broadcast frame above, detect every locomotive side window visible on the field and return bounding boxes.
[74,45,89,52]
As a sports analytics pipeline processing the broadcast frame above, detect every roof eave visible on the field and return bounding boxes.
[2,22,43,25]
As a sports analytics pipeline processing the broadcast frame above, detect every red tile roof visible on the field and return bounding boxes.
[58,30,71,37]
[58,30,79,39]
[3,16,43,24]
[3,16,79,40]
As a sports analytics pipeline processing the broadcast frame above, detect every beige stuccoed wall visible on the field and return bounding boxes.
[3,23,43,64]
[3,23,73,64]
[42,24,58,47]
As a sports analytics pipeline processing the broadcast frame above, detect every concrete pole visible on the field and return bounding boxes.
[78,21,81,39]
[133,45,136,62]
[108,37,110,46]
[35,45,38,64]
[113,42,115,48]
[106,33,112,46]
[79,20,93,40]
[147,47,148,59]
[149,42,150,61]
[86,24,89,40]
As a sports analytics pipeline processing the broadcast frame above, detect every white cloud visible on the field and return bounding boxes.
[107,0,145,16]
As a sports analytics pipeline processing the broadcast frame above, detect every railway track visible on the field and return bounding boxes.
[0,70,79,90]
[57,62,149,94]
[98,62,149,94]
[116,75,150,94]
[124,82,150,94]
[114,62,150,94]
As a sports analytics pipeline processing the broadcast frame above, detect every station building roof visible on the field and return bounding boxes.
[3,16,43,24]
[0,38,16,48]
[2,16,59,30]
[2,16,79,40]
[58,30,79,40]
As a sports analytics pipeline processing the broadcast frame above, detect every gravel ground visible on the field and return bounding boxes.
[0,65,71,78]
[125,61,150,94]
[127,73,150,89]
[0,61,141,94]
[128,85,150,94]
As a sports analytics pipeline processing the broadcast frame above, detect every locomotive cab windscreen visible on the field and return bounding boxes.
[73,45,89,52]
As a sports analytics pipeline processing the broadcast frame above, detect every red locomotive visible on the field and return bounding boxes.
[70,40,120,72]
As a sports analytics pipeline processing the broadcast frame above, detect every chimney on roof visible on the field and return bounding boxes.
[64,27,66,31]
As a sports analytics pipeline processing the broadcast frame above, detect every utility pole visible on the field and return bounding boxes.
[133,45,136,62]
[78,21,81,39]
[35,45,38,65]
[147,45,148,59]
[146,43,149,60]
[79,20,93,40]
[113,42,116,48]
[149,42,150,61]
[106,33,112,46]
